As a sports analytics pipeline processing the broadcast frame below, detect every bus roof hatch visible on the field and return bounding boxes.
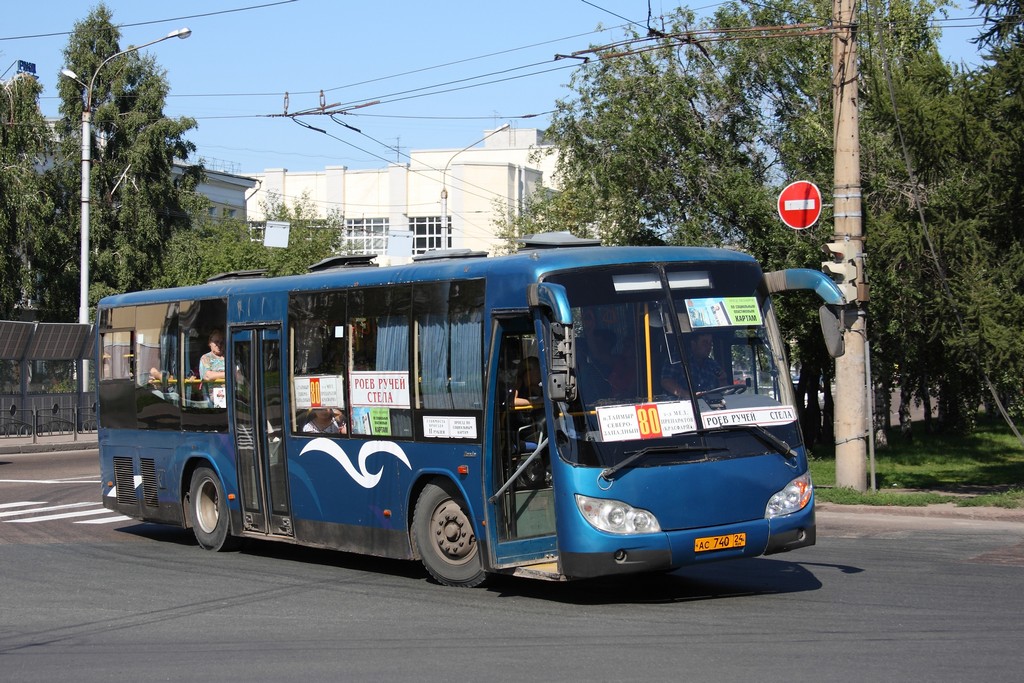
[517,232,601,250]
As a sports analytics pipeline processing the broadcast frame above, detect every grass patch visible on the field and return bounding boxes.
[956,488,1024,509]
[814,487,959,506]
[808,416,1024,508]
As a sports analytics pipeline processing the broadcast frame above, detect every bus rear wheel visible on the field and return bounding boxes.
[188,466,240,552]
[412,481,488,588]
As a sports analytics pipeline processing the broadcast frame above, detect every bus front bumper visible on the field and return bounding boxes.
[559,508,815,579]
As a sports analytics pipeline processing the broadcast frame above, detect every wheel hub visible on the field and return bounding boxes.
[196,480,219,534]
[432,501,475,561]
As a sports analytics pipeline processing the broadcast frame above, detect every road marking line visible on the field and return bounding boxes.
[6,507,113,523]
[0,501,97,518]
[0,479,100,484]
[75,515,132,525]
[0,501,46,509]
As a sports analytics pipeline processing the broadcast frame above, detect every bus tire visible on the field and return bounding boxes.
[412,480,488,588]
[188,466,240,552]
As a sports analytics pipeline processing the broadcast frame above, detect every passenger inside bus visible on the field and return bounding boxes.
[513,356,543,406]
[200,330,227,407]
[302,407,346,434]
[579,327,632,400]
[661,332,726,397]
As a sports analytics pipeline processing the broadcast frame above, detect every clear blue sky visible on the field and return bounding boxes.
[1,0,990,176]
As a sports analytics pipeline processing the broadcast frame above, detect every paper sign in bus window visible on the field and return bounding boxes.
[597,401,697,442]
[294,375,345,408]
[423,416,478,439]
[685,297,762,328]
[700,406,797,430]
[352,406,393,436]
[349,371,411,408]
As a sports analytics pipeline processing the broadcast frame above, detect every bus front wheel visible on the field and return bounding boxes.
[412,481,488,587]
[188,466,240,552]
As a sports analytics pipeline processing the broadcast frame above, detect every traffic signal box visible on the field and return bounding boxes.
[821,238,866,304]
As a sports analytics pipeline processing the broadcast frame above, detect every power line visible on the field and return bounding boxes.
[0,0,298,41]
[161,24,629,100]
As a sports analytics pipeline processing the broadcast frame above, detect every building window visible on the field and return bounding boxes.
[345,217,389,255]
[410,216,451,255]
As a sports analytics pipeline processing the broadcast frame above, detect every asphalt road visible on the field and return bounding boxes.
[2,449,1023,682]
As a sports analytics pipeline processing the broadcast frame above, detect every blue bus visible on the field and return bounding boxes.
[96,234,845,586]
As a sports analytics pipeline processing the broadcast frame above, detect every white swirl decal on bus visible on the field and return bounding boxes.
[299,438,411,489]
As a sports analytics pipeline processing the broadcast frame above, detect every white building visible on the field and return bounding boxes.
[183,164,258,221]
[245,127,558,261]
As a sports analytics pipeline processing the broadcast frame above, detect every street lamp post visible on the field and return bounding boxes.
[61,27,191,327]
[440,123,511,233]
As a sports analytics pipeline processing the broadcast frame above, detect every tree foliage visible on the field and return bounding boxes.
[0,72,52,318]
[39,3,202,319]
[157,192,342,287]
[501,0,1024,437]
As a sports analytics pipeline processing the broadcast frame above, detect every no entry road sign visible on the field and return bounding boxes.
[777,181,823,230]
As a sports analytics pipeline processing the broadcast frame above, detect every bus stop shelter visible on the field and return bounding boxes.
[0,320,95,435]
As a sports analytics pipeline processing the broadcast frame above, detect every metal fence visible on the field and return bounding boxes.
[0,403,97,442]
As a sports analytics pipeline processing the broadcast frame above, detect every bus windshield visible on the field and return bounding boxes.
[544,261,799,469]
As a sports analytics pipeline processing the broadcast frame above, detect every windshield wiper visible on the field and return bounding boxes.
[708,424,798,460]
[600,444,725,481]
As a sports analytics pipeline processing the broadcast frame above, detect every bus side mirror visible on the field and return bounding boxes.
[819,305,845,358]
[527,283,573,325]
[546,322,576,402]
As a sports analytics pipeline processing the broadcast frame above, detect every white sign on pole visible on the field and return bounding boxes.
[264,220,290,248]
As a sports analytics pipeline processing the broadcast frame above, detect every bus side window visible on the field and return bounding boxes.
[348,286,412,438]
[288,290,348,436]
[179,298,228,432]
[414,280,484,412]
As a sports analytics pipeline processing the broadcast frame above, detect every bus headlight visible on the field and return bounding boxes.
[765,473,813,518]
[576,494,662,534]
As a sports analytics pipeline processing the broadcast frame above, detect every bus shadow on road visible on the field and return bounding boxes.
[115,524,853,603]
[117,524,428,580]
[116,523,202,546]
[491,557,838,605]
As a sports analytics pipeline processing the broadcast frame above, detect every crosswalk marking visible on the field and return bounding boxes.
[0,501,45,509]
[0,501,96,518]
[0,479,100,484]
[1,500,132,526]
[7,507,114,523]
[75,515,132,524]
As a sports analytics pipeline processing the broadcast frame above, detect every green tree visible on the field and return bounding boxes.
[505,4,840,435]
[521,8,784,249]
[502,0,1019,439]
[0,71,53,318]
[158,191,342,287]
[39,3,201,319]
[974,0,1023,47]
[969,0,1024,421]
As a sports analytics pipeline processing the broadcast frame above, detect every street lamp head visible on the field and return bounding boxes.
[60,68,83,85]
[168,27,192,40]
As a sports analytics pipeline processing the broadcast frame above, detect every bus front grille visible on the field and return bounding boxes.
[140,458,159,508]
[113,457,136,506]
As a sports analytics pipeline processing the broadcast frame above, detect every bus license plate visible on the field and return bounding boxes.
[694,532,746,553]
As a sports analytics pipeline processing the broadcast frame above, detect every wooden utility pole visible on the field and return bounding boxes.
[832,0,868,490]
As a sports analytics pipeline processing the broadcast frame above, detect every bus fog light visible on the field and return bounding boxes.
[765,473,813,518]
[576,494,662,534]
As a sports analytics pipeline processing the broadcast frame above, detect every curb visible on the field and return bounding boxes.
[0,439,98,455]
[816,501,1024,524]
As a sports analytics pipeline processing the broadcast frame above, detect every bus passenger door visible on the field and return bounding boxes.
[486,317,557,568]
[231,326,293,538]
